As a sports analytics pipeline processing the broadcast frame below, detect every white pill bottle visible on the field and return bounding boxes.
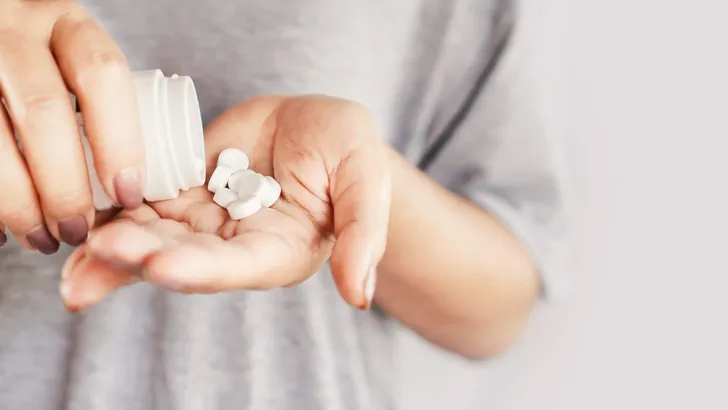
[78,69,207,210]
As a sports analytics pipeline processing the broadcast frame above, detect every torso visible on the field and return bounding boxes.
[0,1,502,409]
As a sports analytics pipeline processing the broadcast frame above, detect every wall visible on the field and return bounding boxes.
[398,1,728,409]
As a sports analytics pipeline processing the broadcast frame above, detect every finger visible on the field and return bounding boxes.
[62,220,182,306]
[60,206,163,309]
[0,34,92,247]
[148,190,229,234]
[81,211,314,293]
[328,147,391,310]
[0,98,58,253]
[52,10,145,209]
[60,245,140,312]
[145,227,311,293]
[82,202,222,270]
[86,218,169,268]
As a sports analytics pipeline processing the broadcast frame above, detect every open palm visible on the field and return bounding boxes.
[62,95,390,311]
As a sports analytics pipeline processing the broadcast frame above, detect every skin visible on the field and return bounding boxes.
[0,0,145,254]
[61,95,390,309]
[2,1,540,359]
[377,147,540,359]
[61,95,540,360]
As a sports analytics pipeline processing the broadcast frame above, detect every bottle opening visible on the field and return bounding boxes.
[162,72,207,191]
[77,70,208,207]
[183,80,207,184]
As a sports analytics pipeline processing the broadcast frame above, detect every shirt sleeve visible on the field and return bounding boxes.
[421,5,570,301]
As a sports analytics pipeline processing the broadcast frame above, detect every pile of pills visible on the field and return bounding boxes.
[207,148,281,220]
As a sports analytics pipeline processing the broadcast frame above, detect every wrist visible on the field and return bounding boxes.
[377,145,437,275]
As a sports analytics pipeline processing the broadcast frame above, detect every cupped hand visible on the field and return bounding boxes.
[0,0,145,253]
[60,95,391,311]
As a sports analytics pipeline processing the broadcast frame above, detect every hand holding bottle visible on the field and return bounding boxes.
[0,0,145,253]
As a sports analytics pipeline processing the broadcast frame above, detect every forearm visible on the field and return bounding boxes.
[374,146,540,359]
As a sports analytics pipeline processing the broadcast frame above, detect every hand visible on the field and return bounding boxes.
[0,1,145,254]
[60,95,391,310]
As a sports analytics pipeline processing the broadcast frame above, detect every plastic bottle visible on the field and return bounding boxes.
[78,69,207,210]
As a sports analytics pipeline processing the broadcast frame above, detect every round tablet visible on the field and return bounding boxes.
[213,187,238,208]
[228,197,262,220]
[217,148,249,171]
[260,176,282,208]
[235,172,267,202]
[227,169,256,192]
[207,165,235,193]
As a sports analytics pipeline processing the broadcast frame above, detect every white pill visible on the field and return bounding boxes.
[207,165,235,193]
[235,172,267,201]
[228,197,262,220]
[213,187,238,208]
[217,148,249,171]
[260,176,282,208]
[227,169,256,192]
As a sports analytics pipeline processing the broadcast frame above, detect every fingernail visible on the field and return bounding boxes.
[61,252,88,298]
[0,231,7,247]
[359,264,377,310]
[58,215,89,246]
[113,168,143,210]
[26,226,60,255]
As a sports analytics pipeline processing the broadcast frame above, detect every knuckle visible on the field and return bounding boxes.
[83,49,126,71]
[74,49,128,83]
[41,186,90,214]
[327,99,379,144]
[0,201,42,233]
[337,99,373,122]
[0,27,20,48]
[0,30,27,68]
[19,91,68,118]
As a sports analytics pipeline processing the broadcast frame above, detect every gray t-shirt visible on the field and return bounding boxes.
[0,1,567,409]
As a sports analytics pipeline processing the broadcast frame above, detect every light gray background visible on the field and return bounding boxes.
[397,0,728,409]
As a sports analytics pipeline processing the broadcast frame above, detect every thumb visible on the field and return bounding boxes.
[328,147,391,310]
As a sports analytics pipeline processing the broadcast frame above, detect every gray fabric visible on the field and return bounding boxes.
[0,1,566,409]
